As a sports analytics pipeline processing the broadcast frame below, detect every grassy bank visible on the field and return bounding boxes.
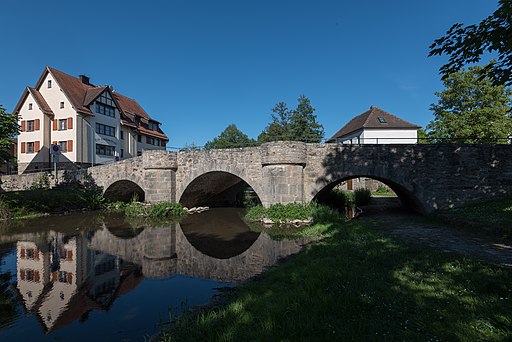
[0,187,104,220]
[164,218,512,341]
[106,200,188,218]
[439,197,512,236]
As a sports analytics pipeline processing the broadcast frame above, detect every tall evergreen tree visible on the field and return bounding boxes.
[426,64,512,143]
[258,96,324,143]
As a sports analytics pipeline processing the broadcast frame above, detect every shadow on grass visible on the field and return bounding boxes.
[166,220,512,341]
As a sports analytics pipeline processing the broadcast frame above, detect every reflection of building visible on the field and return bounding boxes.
[13,66,169,173]
[15,231,142,333]
[327,106,420,144]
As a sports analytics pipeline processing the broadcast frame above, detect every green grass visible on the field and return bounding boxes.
[440,197,512,234]
[0,187,105,220]
[245,202,343,225]
[106,200,188,218]
[163,218,512,341]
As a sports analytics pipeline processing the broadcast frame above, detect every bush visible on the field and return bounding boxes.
[354,188,371,206]
[30,173,50,190]
[246,202,343,224]
[321,189,352,208]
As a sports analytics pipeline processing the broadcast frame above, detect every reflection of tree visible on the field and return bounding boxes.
[0,246,19,329]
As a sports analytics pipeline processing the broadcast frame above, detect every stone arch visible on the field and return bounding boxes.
[178,171,264,208]
[104,180,145,202]
[311,174,424,213]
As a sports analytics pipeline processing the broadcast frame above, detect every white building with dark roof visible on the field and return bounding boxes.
[13,67,169,173]
[327,106,420,144]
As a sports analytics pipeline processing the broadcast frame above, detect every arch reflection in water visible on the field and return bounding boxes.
[1,209,306,337]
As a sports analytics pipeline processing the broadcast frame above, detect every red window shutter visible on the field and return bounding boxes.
[21,142,26,153]
[20,248,25,259]
[35,271,40,283]
[67,250,73,261]
[52,272,57,282]
[67,273,73,284]
[67,140,73,152]
[21,120,26,132]
[52,141,57,145]
[35,249,40,261]
[20,269,25,280]
[35,119,40,131]
[68,117,73,129]
[35,141,40,152]
[53,119,57,131]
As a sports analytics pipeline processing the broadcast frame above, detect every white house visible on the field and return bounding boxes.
[13,67,169,173]
[327,106,420,144]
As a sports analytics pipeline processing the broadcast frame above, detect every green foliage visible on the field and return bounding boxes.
[179,143,202,152]
[354,188,372,206]
[258,96,324,143]
[30,173,50,190]
[319,189,353,208]
[0,196,12,220]
[0,105,19,164]
[108,200,188,218]
[246,202,342,224]
[429,0,512,86]
[426,64,512,143]
[204,124,257,150]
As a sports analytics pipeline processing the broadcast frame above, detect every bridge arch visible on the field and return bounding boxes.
[312,174,425,213]
[178,170,263,208]
[104,180,145,202]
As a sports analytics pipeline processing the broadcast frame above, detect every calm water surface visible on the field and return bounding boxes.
[0,208,306,341]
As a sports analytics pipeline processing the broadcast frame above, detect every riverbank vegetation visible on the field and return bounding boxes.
[0,187,104,220]
[162,216,512,341]
[106,200,188,218]
[245,202,342,225]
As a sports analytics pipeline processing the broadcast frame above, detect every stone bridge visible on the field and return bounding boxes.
[2,141,512,213]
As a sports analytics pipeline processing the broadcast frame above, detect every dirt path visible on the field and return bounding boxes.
[358,198,512,267]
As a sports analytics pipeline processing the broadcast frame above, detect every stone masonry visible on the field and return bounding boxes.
[1,142,512,214]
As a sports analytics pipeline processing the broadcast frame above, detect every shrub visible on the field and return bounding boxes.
[354,188,371,206]
[0,196,12,220]
[246,202,343,224]
[30,173,50,190]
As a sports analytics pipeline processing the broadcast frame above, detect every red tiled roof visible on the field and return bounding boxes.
[84,86,108,106]
[113,92,150,119]
[27,88,54,116]
[47,67,94,115]
[328,106,420,141]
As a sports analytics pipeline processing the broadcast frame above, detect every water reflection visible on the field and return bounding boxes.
[0,209,306,338]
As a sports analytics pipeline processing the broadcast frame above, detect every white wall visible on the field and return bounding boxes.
[17,92,48,164]
[361,129,418,144]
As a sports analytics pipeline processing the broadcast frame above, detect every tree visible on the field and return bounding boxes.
[429,0,512,86]
[0,105,19,164]
[426,64,512,143]
[204,124,257,149]
[258,96,324,143]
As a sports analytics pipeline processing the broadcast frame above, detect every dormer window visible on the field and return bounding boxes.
[28,103,33,110]
[378,117,387,123]
[60,102,64,109]
[148,122,158,131]
[48,80,52,88]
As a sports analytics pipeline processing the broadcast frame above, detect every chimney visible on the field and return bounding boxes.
[79,74,90,85]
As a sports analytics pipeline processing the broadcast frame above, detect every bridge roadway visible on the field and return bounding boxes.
[1,141,512,213]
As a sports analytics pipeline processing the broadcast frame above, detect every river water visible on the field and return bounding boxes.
[0,208,307,341]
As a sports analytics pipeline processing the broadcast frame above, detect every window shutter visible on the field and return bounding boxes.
[35,271,40,283]
[20,269,25,281]
[67,140,73,152]
[52,141,57,145]
[35,141,40,152]
[35,119,40,131]
[67,273,73,284]
[67,250,73,261]
[20,248,25,258]
[21,121,26,132]
[68,117,73,129]
[21,142,26,153]
[53,119,57,131]
[52,272,57,282]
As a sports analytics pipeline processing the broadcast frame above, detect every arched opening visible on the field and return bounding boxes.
[103,214,146,239]
[179,171,262,208]
[104,180,145,203]
[314,175,424,215]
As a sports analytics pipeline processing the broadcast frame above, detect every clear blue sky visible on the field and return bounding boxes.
[0,0,498,148]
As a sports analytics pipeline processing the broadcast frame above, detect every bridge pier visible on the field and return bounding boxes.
[143,151,177,203]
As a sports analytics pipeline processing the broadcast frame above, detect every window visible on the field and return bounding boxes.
[378,117,387,123]
[58,271,68,283]
[48,80,52,88]
[26,269,35,281]
[137,151,142,156]
[58,141,68,153]
[120,130,124,140]
[120,149,124,158]
[26,142,35,153]
[97,92,114,106]
[58,119,67,130]
[26,249,35,259]
[148,122,158,131]
[60,102,64,109]
[95,103,115,117]
[26,120,35,132]
[29,103,33,110]
[95,123,116,137]
[137,135,142,142]
[96,144,115,156]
